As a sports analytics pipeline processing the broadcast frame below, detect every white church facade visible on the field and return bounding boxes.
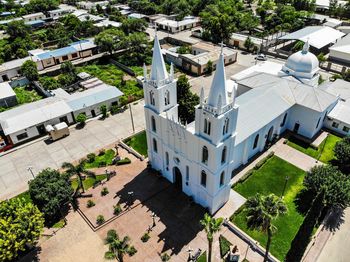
[143,37,340,214]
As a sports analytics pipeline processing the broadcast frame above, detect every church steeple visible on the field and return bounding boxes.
[207,44,228,108]
[150,34,168,82]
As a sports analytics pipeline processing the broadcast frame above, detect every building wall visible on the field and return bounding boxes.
[71,97,120,119]
[23,14,45,22]
[329,49,350,65]
[8,113,74,144]
[324,117,350,136]
[0,95,17,107]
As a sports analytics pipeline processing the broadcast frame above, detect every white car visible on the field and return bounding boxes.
[255,54,267,61]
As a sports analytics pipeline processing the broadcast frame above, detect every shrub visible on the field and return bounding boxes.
[141,232,150,242]
[117,157,131,165]
[98,149,105,156]
[101,187,109,196]
[161,253,170,261]
[113,204,122,215]
[100,104,108,118]
[98,161,107,167]
[87,200,95,208]
[128,246,137,256]
[86,153,96,163]
[76,113,87,126]
[110,105,119,115]
[96,215,105,225]
[236,169,254,185]
[254,151,274,170]
[219,235,232,258]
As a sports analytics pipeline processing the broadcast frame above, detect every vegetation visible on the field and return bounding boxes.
[97,214,105,225]
[62,159,96,193]
[113,204,122,215]
[85,149,115,169]
[333,136,350,166]
[101,187,109,196]
[124,131,148,157]
[232,156,306,260]
[197,251,207,262]
[104,229,137,261]
[117,157,131,165]
[0,197,44,261]
[100,104,108,118]
[244,37,254,52]
[161,253,171,261]
[286,165,350,260]
[29,168,73,224]
[95,28,125,55]
[206,60,213,75]
[177,75,200,123]
[219,235,232,258]
[87,200,95,208]
[76,113,87,126]
[71,174,107,191]
[287,134,342,163]
[200,213,223,262]
[245,194,287,262]
[141,232,150,242]
[21,60,39,81]
[14,86,42,104]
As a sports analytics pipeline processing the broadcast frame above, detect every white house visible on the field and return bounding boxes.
[329,34,350,64]
[143,37,340,214]
[22,12,45,22]
[0,82,17,107]
[155,16,200,33]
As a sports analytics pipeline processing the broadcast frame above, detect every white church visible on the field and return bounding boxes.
[142,36,347,214]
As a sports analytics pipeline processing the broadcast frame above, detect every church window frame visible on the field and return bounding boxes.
[204,118,211,135]
[164,90,170,106]
[221,146,227,164]
[220,171,225,187]
[316,117,321,129]
[280,113,287,127]
[165,152,169,167]
[202,146,209,165]
[223,118,229,135]
[151,116,156,132]
[200,171,207,187]
[150,90,155,106]
[153,138,158,153]
[253,134,259,149]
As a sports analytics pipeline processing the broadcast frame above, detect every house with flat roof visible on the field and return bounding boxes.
[77,1,109,10]
[0,56,40,83]
[329,34,350,65]
[48,5,76,20]
[0,82,17,107]
[155,16,200,33]
[22,12,45,22]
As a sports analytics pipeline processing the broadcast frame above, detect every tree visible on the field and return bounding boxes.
[121,18,147,34]
[61,61,77,75]
[100,104,108,118]
[334,136,350,165]
[239,12,259,34]
[200,213,223,262]
[317,52,326,64]
[6,20,30,39]
[28,168,73,223]
[176,75,200,123]
[94,28,125,54]
[244,37,254,52]
[206,60,213,74]
[62,159,96,193]
[0,197,44,261]
[76,113,87,126]
[104,229,137,261]
[21,60,39,81]
[121,32,150,65]
[245,194,287,262]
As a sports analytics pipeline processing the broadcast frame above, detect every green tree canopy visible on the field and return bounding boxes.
[95,28,125,54]
[6,20,30,39]
[200,213,223,262]
[121,18,147,34]
[176,75,200,123]
[0,198,44,261]
[334,136,350,165]
[29,168,73,223]
[21,60,39,81]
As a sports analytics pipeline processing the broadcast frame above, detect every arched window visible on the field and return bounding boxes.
[151,116,156,132]
[165,152,169,166]
[153,138,158,153]
[280,113,287,127]
[221,146,227,164]
[220,171,225,187]
[223,118,229,135]
[204,119,211,135]
[202,146,209,165]
[150,91,155,106]
[164,90,170,106]
[231,170,235,179]
[201,171,207,187]
[253,134,259,149]
[316,117,321,128]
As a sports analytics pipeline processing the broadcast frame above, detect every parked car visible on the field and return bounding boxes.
[255,54,267,61]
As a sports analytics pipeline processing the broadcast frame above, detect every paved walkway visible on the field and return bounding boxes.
[0,101,146,200]
[312,131,329,147]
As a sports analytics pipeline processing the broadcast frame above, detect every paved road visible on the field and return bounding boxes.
[0,101,145,200]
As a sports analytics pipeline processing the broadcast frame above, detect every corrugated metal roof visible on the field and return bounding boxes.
[37,46,77,60]
[328,100,350,124]
[279,26,344,49]
[0,82,15,99]
[319,79,350,101]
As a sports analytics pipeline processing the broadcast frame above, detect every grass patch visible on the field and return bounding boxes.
[287,134,341,163]
[71,174,107,191]
[52,219,65,229]
[219,235,232,258]
[85,149,115,169]
[0,86,43,112]
[197,251,207,262]
[231,156,306,261]
[123,131,148,157]
[77,63,143,101]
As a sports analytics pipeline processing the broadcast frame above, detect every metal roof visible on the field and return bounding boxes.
[328,100,350,124]
[329,34,350,53]
[279,26,345,49]
[37,46,77,60]
[0,82,15,99]
[319,79,350,101]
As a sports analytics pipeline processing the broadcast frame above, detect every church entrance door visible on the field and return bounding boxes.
[173,167,182,191]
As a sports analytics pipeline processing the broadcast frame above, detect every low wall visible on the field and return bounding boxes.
[109,59,136,76]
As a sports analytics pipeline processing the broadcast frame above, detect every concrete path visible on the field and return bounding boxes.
[214,190,246,219]
[312,131,329,147]
[0,101,146,200]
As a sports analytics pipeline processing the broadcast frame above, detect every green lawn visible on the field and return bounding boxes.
[77,63,143,100]
[231,156,306,261]
[287,134,341,163]
[71,174,107,191]
[123,131,148,157]
[85,149,115,169]
[14,86,42,104]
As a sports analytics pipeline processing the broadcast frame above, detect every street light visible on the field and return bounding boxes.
[128,96,135,133]
[151,212,156,227]
[281,176,289,198]
[27,166,35,179]
[187,247,193,261]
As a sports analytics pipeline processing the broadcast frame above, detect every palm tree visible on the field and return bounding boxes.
[61,159,95,193]
[200,213,223,262]
[104,229,135,262]
[245,193,287,262]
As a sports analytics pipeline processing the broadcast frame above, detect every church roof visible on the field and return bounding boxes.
[319,79,350,101]
[234,72,337,145]
[150,34,168,82]
[207,48,228,107]
[284,42,319,73]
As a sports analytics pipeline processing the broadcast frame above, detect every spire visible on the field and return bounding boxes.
[143,63,147,79]
[207,44,228,108]
[302,39,310,54]
[150,34,168,82]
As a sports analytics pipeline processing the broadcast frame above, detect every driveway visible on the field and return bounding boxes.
[0,101,146,200]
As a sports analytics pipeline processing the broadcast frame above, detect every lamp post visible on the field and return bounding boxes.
[151,212,156,227]
[128,96,135,133]
[187,247,193,261]
[27,166,35,179]
[281,176,289,198]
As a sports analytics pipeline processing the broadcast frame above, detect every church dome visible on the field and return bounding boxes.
[284,42,319,74]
